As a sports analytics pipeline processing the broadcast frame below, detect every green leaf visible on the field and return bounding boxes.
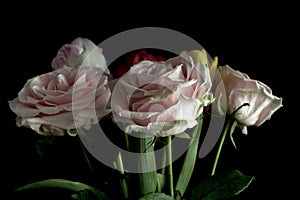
[175,132,191,139]
[175,115,203,196]
[71,189,99,200]
[138,192,174,200]
[157,173,166,193]
[15,179,109,200]
[191,169,254,200]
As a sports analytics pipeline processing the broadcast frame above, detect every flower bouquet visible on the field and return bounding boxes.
[8,30,283,200]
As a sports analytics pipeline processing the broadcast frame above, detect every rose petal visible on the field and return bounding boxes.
[229,88,283,126]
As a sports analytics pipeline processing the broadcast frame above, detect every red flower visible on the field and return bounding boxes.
[116,50,166,77]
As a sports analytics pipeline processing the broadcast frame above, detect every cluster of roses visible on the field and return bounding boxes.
[9,37,282,139]
[8,37,284,200]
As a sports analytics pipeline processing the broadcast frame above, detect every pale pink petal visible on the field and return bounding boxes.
[8,98,39,117]
[217,65,283,127]
[51,37,107,72]
[112,50,213,137]
[9,61,112,136]
[229,88,283,126]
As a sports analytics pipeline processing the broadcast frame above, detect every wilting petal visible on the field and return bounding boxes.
[229,88,283,126]
[215,65,283,128]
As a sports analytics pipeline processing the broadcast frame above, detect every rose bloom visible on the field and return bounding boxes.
[115,50,166,78]
[8,66,111,136]
[111,50,214,137]
[214,65,283,133]
[51,37,107,71]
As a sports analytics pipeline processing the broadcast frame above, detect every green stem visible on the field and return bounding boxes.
[211,117,232,176]
[161,143,167,175]
[157,140,167,193]
[211,103,248,176]
[78,138,93,172]
[138,134,157,195]
[115,152,129,199]
[124,132,130,150]
[167,135,174,198]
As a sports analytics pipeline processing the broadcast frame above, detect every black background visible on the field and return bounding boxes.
[1,2,296,199]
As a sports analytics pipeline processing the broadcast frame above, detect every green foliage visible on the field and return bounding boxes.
[191,169,254,200]
[175,115,203,196]
[15,179,109,200]
[139,192,174,200]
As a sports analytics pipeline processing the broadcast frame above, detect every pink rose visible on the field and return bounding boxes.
[111,50,214,137]
[51,37,107,71]
[8,66,111,136]
[214,65,283,133]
